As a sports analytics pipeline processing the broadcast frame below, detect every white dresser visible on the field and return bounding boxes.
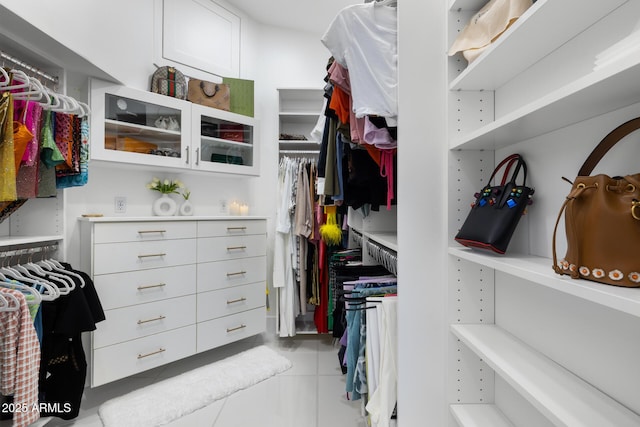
[79,217,267,387]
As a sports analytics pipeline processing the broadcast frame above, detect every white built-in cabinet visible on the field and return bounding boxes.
[447,0,640,426]
[90,78,259,176]
[79,217,267,387]
[278,88,324,156]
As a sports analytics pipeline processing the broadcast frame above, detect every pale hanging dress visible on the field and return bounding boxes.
[274,158,297,337]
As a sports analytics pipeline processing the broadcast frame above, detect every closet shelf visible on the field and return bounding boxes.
[449,247,640,317]
[450,324,640,427]
[0,235,63,248]
[450,404,514,427]
[449,0,625,91]
[350,227,397,253]
[450,54,640,150]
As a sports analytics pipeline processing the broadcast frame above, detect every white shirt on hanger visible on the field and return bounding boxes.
[321,2,398,125]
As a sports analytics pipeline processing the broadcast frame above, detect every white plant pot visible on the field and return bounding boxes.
[153,194,177,216]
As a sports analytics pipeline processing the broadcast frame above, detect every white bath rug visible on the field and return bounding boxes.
[98,345,292,427]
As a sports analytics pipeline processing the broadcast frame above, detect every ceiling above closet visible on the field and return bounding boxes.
[229,0,358,35]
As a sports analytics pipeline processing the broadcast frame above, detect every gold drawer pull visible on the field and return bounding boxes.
[227,226,247,231]
[137,283,167,291]
[226,246,246,251]
[137,348,166,359]
[227,297,247,305]
[137,230,167,234]
[137,315,166,325]
[138,253,167,259]
[226,271,246,277]
[226,324,247,333]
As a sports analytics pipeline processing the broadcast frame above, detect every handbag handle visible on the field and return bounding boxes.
[578,117,640,176]
[487,154,527,186]
[199,81,220,98]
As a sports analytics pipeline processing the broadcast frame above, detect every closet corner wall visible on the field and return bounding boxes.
[446,1,640,426]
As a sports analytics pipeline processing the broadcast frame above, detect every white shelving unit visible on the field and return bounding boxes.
[450,324,640,426]
[277,88,324,156]
[447,1,640,426]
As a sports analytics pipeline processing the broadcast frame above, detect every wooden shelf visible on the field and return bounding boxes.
[450,55,640,150]
[448,247,640,318]
[450,324,640,427]
[450,404,514,427]
[449,0,626,91]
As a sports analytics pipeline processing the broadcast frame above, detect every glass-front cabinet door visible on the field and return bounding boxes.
[191,103,259,176]
[90,79,191,169]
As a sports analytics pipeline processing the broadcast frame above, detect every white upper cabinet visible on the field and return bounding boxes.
[155,0,240,79]
[90,79,259,176]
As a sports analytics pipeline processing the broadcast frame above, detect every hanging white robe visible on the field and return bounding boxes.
[274,158,297,337]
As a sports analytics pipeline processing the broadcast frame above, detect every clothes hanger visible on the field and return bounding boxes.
[0,278,43,305]
[375,0,397,6]
[0,289,20,312]
[39,258,84,288]
[0,67,10,87]
[0,69,29,91]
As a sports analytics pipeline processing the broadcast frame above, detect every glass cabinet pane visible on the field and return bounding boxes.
[199,115,253,167]
[104,93,183,159]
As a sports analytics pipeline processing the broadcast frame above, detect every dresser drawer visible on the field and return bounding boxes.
[197,235,266,263]
[197,256,266,293]
[196,308,265,353]
[197,220,266,238]
[95,265,196,310]
[94,295,196,349]
[196,283,265,323]
[93,238,196,275]
[93,221,197,244]
[92,325,196,387]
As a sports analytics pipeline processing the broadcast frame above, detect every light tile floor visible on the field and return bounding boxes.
[11,333,367,427]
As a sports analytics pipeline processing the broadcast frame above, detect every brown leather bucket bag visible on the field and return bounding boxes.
[553,117,640,287]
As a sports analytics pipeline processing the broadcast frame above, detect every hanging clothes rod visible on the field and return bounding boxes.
[0,49,59,86]
[365,238,397,275]
[0,241,59,260]
[279,150,320,154]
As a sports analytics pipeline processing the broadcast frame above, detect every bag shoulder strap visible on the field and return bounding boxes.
[578,117,640,176]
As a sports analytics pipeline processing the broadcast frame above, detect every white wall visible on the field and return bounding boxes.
[397,2,448,425]
[0,0,339,316]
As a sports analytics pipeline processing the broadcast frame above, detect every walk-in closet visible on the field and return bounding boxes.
[1,0,639,426]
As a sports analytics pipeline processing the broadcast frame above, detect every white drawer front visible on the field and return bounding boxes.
[197,235,266,263]
[94,239,196,275]
[94,295,196,349]
[196,308,265,353]
[92,325,196,387]
[197,283,265,323]
[94,221,197,244]
[197,220,266,238]
[197,256,266,292]
[95,264,196,311]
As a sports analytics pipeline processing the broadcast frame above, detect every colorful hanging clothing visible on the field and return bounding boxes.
[56,116,89,188]
[0,92,17,201]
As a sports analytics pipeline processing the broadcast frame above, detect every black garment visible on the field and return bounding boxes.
[344,144,394,211]
[36,265,104,420]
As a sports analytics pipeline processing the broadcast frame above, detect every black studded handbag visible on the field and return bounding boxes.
[455,153,534,254]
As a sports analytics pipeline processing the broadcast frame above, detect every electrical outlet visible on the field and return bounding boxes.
[115,197,127,213]
[220,199,227,213]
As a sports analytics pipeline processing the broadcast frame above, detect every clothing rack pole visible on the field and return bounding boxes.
[0,241,59,260]
[0,49,59,86]
[365,238,397,275]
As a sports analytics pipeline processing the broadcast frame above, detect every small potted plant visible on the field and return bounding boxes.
[147,177,184,216]
[178,188,194,216]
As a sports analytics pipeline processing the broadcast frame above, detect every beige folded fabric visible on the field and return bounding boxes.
[448,0,533,63]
